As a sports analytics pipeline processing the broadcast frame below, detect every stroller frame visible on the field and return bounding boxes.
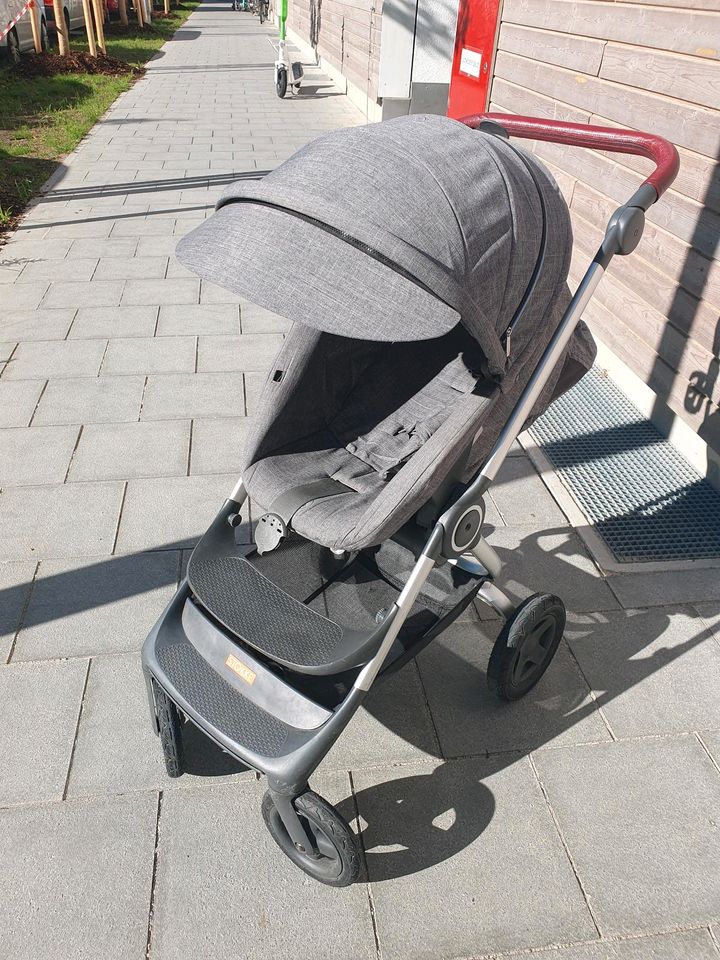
[142,114,679,885]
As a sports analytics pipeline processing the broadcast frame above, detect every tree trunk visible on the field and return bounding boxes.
[81,0,97,55]
[118,0,128,25]
[52,0,70,54]
[90,0,106,52]
[29,0,42,52]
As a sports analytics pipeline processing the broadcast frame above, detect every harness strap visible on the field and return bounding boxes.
[254,478,352,554]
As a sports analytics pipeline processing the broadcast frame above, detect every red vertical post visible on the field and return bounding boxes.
[447,0,503,120]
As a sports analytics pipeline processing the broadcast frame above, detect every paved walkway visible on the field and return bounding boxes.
[2,5,720,959]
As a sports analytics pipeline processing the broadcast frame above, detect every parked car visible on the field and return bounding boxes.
[1,0,49,61]
[43,0,84,36]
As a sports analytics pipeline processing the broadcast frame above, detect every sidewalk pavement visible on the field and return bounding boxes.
[2,5,720,959]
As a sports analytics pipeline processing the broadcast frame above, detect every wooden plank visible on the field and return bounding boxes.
[600,42,720,111]
[502,0,720,59]
[581,295,720,444]
[533,139,720,260]
[498,22,605,74]
[614,0,720,11]
[490,76,591,123]
[588,113,720,215]
[571,181,720,310]
[493,50,720,155]
[571,213,720,359]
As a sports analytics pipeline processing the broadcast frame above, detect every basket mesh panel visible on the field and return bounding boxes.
[188,555,344,667]
[156,639,291,757]
[529,367,720,563]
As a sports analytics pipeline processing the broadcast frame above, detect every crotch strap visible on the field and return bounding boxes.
[254,478,352,554]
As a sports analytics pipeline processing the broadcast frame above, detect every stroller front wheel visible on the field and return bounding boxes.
[153,681,185,778]
[262,789,361,886]
[487,593,566,701]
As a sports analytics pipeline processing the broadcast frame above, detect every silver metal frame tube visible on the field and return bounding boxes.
[478,262,605,484]
[229,477,246,504]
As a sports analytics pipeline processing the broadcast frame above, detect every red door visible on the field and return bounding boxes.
[447,0,503,119]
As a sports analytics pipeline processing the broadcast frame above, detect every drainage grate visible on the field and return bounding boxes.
[529,367,720,563]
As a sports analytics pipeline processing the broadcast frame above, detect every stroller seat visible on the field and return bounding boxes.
[242,323,491,553]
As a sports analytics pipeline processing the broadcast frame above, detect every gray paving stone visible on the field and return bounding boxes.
[485,524,619,612]
[45,219,113,238]
[112,216,177,237]
[189,416,250,474]
[157,303,240,337]
[0,658,87,804]
[103,336,196,375]
[534,737,720,936]
[3,338,107,380]
[354,756,596,959]
[0,561,35,662]
[68,419,191,481]
[608,568,720,608]
[0,379,45,427]
[115,474,247,552]
[240,302,291,333]
[199,278,242,304]
[0,308,75,341]
[490,455,569,526]
[14,552,179,660]
[136,236,179,257]
[417,621,611,758]
[1,237,73,261]
[322,663,441,771]
[20,258,98,283]
[69,304,158,339]
[164,257,197,279]
[68,652,252,797]
[243,370,265,413]
[3,280,49,311]
[94,257,168,281]
[566,607,720,737]
[152,775,377,960]
[0,792,156,960]
[42,280,124,309]
[141,372,246,420]
[34,375,145,424]
[516,930,720,959]
[69,237,138,258]
[0,481,124,560]
[0,425,79,486]
[197,333,284,372]
[121,277,199,306]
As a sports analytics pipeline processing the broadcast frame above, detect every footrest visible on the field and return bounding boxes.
[188,553,373,674]
[144,589,333,770]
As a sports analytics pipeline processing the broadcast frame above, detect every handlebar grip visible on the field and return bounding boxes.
[461,113,680,201]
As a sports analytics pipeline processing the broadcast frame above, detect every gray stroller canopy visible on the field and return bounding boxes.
[177,115,595,551]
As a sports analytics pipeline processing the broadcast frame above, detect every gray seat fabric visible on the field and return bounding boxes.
[176,115,597,550]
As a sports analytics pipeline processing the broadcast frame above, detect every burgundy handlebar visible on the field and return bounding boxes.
[461,113,680,201]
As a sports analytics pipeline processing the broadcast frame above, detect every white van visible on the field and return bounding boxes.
[42,0,84,36]
[1,0,49,61]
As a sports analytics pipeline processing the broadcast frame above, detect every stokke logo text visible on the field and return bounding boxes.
[225,654,256,685]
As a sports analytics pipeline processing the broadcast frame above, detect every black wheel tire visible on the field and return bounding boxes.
[487,593,566,701]
[40,19,50,51]
[275,65,287,98]
[262,789,361,887]
[153,680,185,778]
[7,29,21,64]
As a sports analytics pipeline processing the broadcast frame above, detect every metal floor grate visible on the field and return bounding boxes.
[529,368,720,563]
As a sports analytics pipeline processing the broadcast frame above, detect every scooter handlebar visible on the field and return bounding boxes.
[460,113,680,202]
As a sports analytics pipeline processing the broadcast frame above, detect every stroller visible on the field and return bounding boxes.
[142,113,678,886]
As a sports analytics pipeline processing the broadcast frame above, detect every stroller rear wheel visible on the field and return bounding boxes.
[487,593,566,701]
[153,681,185,778]
[262,789,361,886]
